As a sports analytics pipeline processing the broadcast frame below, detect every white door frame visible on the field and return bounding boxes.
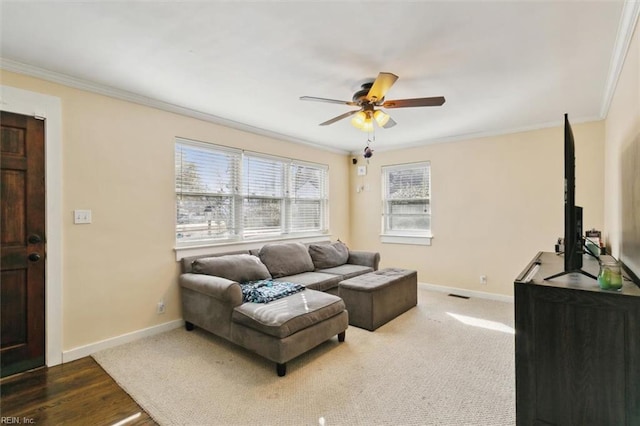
[1,84,63,367]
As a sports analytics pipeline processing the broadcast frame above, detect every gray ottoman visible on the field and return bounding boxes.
[339,268,417,331]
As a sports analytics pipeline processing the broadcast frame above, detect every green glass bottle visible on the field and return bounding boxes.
[598,259,623,291]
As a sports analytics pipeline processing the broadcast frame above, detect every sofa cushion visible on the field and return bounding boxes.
[232,290,346,338]
[259,242,315,278]
[309,241,349,269]
[192,254,271,283]
[317,264,374,280]
[181,250,251,273]
[277,271,343,292]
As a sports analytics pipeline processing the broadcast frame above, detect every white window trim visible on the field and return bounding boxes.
[174,234,331,261]
[175,138,329,252]
[380,234,433,246]
[380,161,432,246]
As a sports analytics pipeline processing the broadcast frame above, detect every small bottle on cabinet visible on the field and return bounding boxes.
[598,259,623,291]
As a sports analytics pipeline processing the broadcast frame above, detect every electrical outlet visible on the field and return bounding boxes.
[73,209,92,224]
[157,300,166,314]
[480,275,487,285]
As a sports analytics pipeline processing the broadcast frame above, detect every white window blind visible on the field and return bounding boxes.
[176,141,241,243]
[175,138,328,246]
[382,162,431,237]
[242,154,285,237]
[289,162,328,233]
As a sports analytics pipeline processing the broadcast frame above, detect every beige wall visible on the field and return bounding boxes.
[1,62,614,350]
[1,71,351,351]
[605,19,639,264]
[349,122,605,296]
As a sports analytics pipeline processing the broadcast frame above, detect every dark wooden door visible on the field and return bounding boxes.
[1,111,46,378]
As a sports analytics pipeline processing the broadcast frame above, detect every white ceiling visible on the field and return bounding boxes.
[0,1,635,153]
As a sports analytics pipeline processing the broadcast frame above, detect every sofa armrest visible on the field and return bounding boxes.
[179,273,243,306]
[347,251,381,271]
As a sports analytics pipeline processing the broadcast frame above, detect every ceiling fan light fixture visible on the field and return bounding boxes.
[373,110,390,127]
[351,111,368,129]
[360,119,374,132]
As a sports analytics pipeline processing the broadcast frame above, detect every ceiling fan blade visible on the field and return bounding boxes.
[319,110,360,126]
[300,96,358,106]
[366,72,399,102]
[382,96,446,108]
[382,116,397,129]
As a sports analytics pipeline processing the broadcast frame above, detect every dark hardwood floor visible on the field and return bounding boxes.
[0,357,157,425]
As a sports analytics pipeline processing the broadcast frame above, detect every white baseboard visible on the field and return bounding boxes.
[62,319,184,363]
[418,282,514,303]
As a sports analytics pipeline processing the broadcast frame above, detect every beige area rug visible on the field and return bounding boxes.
[93,289,515,426]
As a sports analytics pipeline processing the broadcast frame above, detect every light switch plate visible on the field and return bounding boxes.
[357,166,367,176]
[74,209,92,224]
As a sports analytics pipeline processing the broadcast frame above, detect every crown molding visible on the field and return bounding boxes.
[600,0,640,119]
[350,115,603,156]
[0,58,350,155]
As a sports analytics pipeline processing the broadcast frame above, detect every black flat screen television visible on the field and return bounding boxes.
[545,114,597,281]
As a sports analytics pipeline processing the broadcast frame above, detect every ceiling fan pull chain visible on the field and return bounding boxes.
[364,132,374,162]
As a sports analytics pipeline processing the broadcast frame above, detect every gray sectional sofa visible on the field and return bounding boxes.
[179,241,380,376]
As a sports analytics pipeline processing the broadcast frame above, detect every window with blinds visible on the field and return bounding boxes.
[175,139,328,245]
[289,162,328,233]
[381,162,431,238]
[242,154,285,237]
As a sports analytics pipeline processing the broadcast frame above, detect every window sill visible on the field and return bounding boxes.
[380,234,433,246]
[174,234,331,260]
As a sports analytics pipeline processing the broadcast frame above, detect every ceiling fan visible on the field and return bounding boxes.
[300,72,445,131]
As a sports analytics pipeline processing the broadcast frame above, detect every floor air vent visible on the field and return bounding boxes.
[448,293,470,299]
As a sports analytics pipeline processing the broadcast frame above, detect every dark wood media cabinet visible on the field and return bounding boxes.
[514,252,640,425]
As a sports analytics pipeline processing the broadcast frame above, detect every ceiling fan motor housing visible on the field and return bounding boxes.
[352,82,376,104]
